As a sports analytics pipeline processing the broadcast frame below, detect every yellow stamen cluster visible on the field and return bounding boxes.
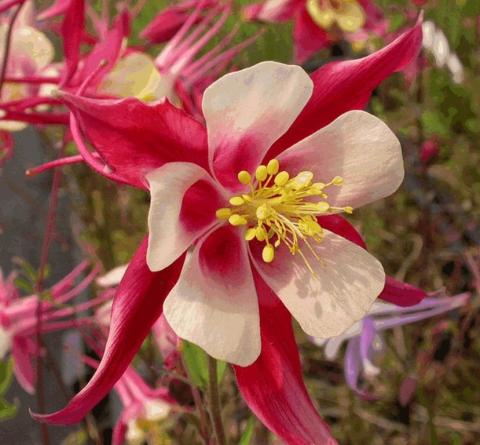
[306,0,366,34]
[216,159,352,270]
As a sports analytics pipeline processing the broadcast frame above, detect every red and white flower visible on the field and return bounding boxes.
[0,262,103,393]
[0,1,60,131]
[33,24,422,445]
[244,0,387,62]
[145,60,402,366]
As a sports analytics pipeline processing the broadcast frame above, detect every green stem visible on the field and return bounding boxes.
[208,356,227,445]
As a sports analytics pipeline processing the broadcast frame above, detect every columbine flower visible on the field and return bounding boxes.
[0,1,58,131]
[0,262,103,393]
[98,2,234,107]
[422,21,464,84]
[244,0,387,62]
[101,2,259,119]
[313,293,469,397]
[140,0,217,44]
[34,25,422,445]
[80,352,174,445]
[142,60,405,367]
[114,368,174,445]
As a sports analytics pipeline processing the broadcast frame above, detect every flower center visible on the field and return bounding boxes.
[306,0,366,33]
[216,159,352,271]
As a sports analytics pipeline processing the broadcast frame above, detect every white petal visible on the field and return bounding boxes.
[202,61,312,190]
[316,319,364,360]
[0,327,12,360]
[96,264,128,287]
[278,110,404,209]
[7,25,54,70]
[163,226,260,366]
[252,229,385,338]
[147,162,224,272]
[144,399,170,420]
[97,52,179,102]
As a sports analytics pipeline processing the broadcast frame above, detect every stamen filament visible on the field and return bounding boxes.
[217,159,353,270]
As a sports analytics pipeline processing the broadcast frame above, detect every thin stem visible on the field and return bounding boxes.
[0,1,24,96]
[208,356,227,445]
[180,356,210,444]
[34,135,67,445]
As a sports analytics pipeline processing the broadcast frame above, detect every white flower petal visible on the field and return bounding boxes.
[164,226,260,366]
[202,61,313,190]
[0,327,12,360]
[147,162,224,272]
[252,229,385,339]
[96,264,128,288]
[278,110,404,209]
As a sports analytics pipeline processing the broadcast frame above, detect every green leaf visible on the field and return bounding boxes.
[421,110,450,139]
[0,398,18,420]
[216,360,227,385]
[61,429,88,445]
[182,341,226,389]
[0,359,14,396]
[239,417,255,445]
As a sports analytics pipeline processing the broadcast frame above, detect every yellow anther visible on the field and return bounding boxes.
[229,196,245,206]
[217,164,351,270]
[262,244,275,263]
[311,182,326,192]
[274,171,290,186]
[229,214,247,226]
[238,170,251,185]
[299,219,323,236]
[332,176,344,185]
[266,159,280,175]
[255,226,267,241]
[292,171,313,189]
[216,208,231,219]
[255,165,268,182]
[316,202,330,213]
[256,204,269,220]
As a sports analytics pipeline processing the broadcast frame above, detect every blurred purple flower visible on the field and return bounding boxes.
[312,292,470,398]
